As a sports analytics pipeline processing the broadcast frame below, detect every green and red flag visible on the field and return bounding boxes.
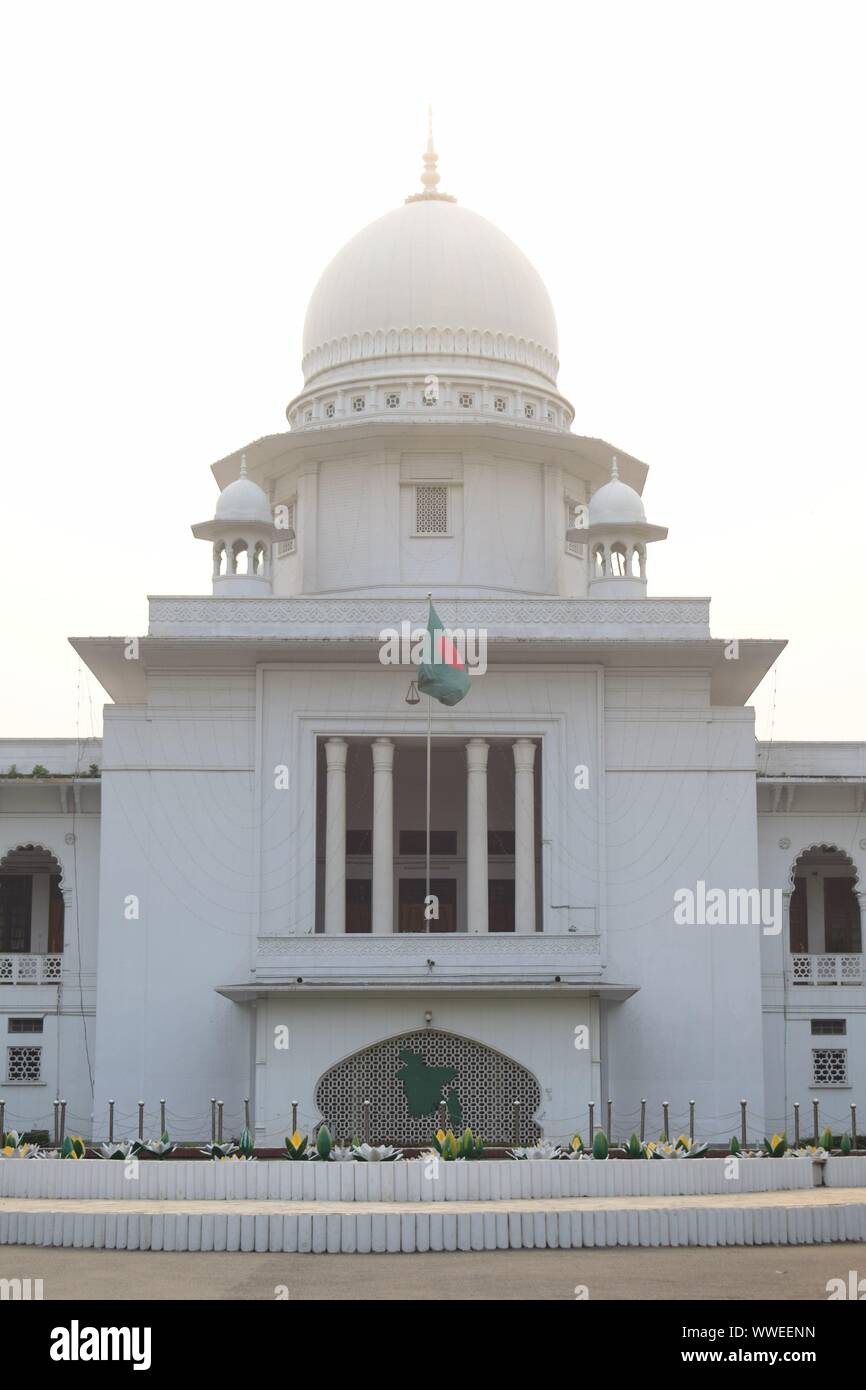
[417,600,471,706]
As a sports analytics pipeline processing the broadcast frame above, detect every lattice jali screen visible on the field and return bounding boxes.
[415,485,448,535]
[315,1029,542,1144]
[812,1048,847,1087]
[7,1045,41,1083]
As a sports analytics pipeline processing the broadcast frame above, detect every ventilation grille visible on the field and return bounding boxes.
[812,1048,847,1086]
[7,1045,41,1083]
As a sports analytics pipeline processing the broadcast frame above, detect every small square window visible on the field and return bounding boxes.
[386,392,400,409]
[811,1019,846,1036]
[325,402,336,418]
[493,396,507,412]
[415,484,448,535]
[812,1048,847,1086]
[8,1018,44,1033]
[524,403,536,419]
[7,1045,41,1083]
[352,396,365,412]
[459,393,473,409]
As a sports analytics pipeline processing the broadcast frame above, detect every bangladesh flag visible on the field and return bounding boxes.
[417,600,471,706]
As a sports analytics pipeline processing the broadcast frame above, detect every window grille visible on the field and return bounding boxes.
[812,1048,847,1086]
[458,392,473,408]
[325,402,336,418]
[8,1018,43,1033]
[524,403,536,419]
[386,392,400,409]
[7,1045,41,1083]
[352,396,365,412]
[415,485,448,535]
[493,396,507,412]
[811,1019,846,1035]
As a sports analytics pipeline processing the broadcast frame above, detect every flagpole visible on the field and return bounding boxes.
[425,592,432,934]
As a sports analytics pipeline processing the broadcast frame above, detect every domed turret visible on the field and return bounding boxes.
[570,458,668,598]
[192,457,279,595]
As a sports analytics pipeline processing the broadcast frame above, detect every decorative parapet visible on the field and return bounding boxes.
[250,932,604,991]
[148,596,711,642]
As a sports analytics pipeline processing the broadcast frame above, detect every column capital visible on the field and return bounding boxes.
[466,738,489,771]
[371,737,395,769]
[325,737,348,770]
[513,738,537,773]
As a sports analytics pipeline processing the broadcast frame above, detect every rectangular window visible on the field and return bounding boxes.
[0,876,32,954]
[488,879,515,933]
[415,484,448,536]
[276,501,296,558]
[812,1048,848,1086]
[399,830,457,856]
[6,1045,41,1083]
[811,1019,846,1035]
[565,496,587,559]
[8,1018,44,1033]
[488,830,516,856]
[345,879,372,934]
[346,830,372,856]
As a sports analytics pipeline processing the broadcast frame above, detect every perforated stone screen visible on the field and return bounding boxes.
[812,1048,848,1087]
[315,1029,541,1145]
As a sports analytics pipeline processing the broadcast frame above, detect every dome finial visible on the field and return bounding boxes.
[611,455,619,480]
[239,453,248,479]
[405,107,457,204]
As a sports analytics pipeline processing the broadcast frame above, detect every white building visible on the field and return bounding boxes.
[2,137,864,1150]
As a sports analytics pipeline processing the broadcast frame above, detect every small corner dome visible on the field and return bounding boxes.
[214,473,272,525]
[589,475,646,527]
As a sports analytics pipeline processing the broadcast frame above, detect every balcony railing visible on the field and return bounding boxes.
[0,954,63,984]
[788,953,864,986]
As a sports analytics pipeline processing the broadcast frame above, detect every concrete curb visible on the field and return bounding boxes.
[1,1198,863,1253]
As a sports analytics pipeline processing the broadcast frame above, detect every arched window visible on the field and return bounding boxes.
[789,845,861,956]
[0,846,65,954]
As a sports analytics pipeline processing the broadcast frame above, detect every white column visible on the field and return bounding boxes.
[371,738,394,935]
[324,738,348,934]
[513,739,536,933]
[466,739,489,934]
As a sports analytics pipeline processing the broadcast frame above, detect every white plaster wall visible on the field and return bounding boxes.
[255,994,596,1147]
[90,686,258,1140]
[271,442,589,599]
[603,677,766,1142]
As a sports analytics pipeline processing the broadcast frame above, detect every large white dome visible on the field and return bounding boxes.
[301,197,559,388]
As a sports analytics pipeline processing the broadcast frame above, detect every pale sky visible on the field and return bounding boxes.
[2,0,864,742]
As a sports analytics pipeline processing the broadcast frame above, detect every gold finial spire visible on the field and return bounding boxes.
[405,107,457,204]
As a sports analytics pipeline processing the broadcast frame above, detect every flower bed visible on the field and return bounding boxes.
[0,1155,820,1202]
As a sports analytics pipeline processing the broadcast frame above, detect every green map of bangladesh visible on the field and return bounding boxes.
[397,1049,462,1127]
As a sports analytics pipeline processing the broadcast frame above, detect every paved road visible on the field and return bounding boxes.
[1,1243,862,1299]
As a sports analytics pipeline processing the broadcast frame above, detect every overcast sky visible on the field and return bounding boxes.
[2,0,864,742]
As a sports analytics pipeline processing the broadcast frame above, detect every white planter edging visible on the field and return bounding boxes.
[822,1157,866,1188]
[1,1200,863,1253]
[0,1157,820,1202]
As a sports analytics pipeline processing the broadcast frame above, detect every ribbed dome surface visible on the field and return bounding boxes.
[301,198,559,386]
